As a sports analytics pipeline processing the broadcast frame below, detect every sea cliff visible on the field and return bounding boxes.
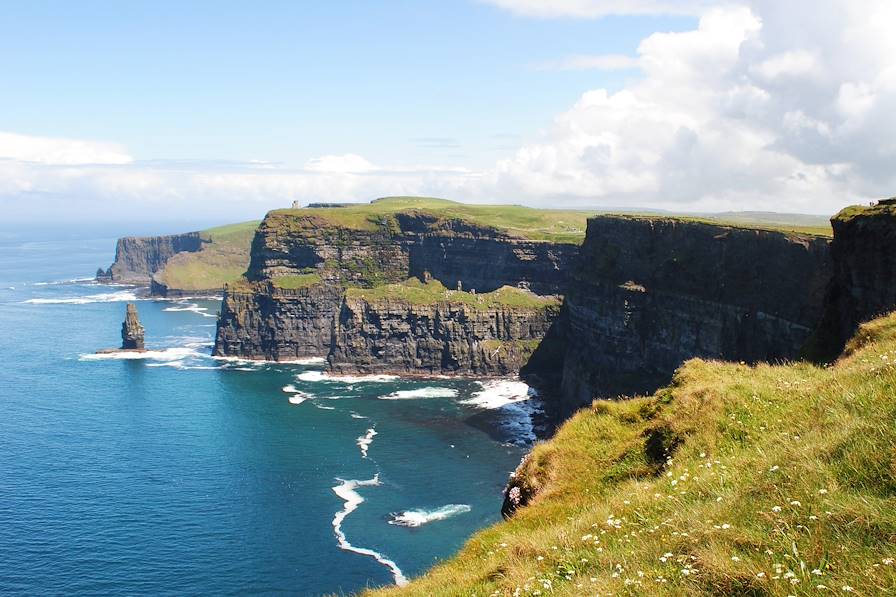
[212,198,582,373]
[555,215,832,415]
[103,232,204,285]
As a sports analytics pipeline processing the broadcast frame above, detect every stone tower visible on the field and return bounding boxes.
[121,303,145,350]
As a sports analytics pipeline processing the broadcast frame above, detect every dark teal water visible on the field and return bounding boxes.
[0,233,535,596]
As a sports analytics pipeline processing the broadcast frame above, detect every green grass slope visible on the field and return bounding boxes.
[345,278,561,310]
[153,220,260,291]
[366,314,896,596]
[272,197,832,244]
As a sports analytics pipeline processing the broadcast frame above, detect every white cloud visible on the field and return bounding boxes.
[481,0,707,18]
[0,131,132,165]
[533,54,640,71]
[480,1,896,213]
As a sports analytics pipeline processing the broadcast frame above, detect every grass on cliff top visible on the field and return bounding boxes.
[270,197,832,243]
[365,313,896,597]
[834,200,896,224]
[153,220,259,291]
[270,273,322,290]
[272,197,595,244]
[345,277,561,310]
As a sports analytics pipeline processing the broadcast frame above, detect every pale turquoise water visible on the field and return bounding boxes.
[0,232,535,596]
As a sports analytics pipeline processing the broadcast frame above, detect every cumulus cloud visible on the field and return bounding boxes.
[484,0,896,213]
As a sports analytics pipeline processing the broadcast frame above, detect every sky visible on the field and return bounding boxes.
[2,0,896,226]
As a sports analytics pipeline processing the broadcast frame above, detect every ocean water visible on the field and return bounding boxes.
[0,232,536,596]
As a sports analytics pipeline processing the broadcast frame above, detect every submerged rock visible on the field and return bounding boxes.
[121,303,145,350]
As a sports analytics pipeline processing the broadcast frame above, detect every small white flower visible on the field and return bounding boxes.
[789,500,801,507]
[818,488,828,495]
[842,586,854,592]
[769,465,780,472]
[772,506,782,513]
[731,556,741,562]
[812,569,823,575]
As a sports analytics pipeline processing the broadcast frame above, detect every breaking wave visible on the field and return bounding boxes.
[296,371,400,383]
[332,476,407,586]
[162,302,216,318]
[24,290,140,305]
[388,504,471,527]
[380,387,458,400]
[461,379,542,446]
[78,347,201,362]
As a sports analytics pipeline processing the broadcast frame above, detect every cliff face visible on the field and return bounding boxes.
[213,209,578,366]
[557,216,832,414]
[213,282,343,360]
[328,293,560,375]
[107,232,204,284]
[807,200,896,360]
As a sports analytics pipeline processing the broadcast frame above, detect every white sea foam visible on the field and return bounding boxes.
[162,302,216,318]
[332,476,407,586]
[280,356,327,365]
[380,387,459,400]
[462,379,542,446]
[388,504,472,527]
[350,412,368,419]
[357,428,377,458]
[288,395,308,405]
[24,290,140,305]
[314,403,336,410]
[296,371,399,383]
[78,347,201,362]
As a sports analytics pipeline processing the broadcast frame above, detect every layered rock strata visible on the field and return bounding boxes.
[807,199,896,361]
[121,303,145,350]
[105,232,204,285]
[556,216,832,415]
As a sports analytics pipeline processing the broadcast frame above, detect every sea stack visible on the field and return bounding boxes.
[121,303,145,350]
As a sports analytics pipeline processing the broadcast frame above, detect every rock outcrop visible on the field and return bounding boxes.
[105,232,204,285]
[328,287,561,375]
[213,208,579,368]
[555,216,832,415]
[214,282,344,360]
[121,303,145,350]
[806,199,896,361]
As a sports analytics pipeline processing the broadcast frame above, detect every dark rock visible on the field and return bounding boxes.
[104,232,205,285]
[554,216,832,416]
[805,202,896,361]
[121,303,145,350]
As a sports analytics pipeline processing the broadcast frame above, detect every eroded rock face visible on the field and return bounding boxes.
[121,303,145,350]
[808,201,896,361]
[213,282,344,361]
[106,233,204,285]
[328,295,561,375]
[213,210,579,367]
[556,216,832,415]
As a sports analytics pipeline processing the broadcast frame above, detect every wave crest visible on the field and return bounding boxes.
[388,504,471,527]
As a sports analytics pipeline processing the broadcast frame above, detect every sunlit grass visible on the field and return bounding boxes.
[365,314,896,596]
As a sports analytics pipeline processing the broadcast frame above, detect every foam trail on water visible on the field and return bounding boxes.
[332,475,407,586]
[79,347,201,362]
[297,371,399,383]
[162,302,216,318]
[24,290,139,305]
[357,428,377,458]
[388,504,472,527]
[380,387,458,400]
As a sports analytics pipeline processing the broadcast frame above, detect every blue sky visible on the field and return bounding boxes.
[0,1,691,169]
[1,1,895,224]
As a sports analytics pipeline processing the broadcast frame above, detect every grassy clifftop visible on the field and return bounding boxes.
[269,197,832,244]
[345,278,561,310]
[153,220,259,291]
[366,313,896,596]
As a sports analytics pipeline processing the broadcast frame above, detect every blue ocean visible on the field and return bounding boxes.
[0,230,537,596]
